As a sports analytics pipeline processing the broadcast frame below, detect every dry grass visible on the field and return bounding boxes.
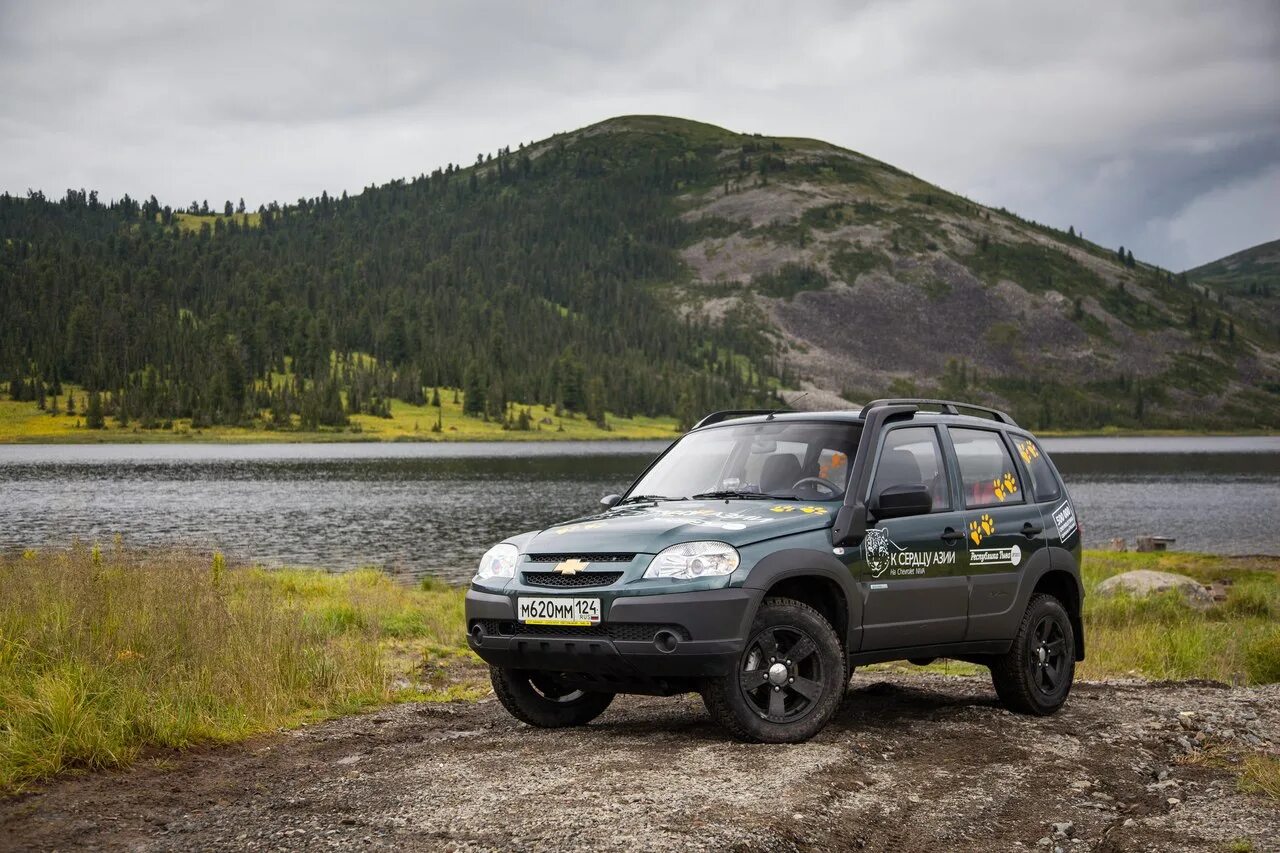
[1239,753,1280,801]
[0,545,476,794]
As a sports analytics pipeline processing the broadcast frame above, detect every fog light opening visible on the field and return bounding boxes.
[654,629,680,653]
[470,623,484,642]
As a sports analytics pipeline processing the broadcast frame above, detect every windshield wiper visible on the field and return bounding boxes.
[617,494,683,505]
[691,490,772,500]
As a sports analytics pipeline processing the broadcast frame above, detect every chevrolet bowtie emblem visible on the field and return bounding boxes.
[554,558,589,575]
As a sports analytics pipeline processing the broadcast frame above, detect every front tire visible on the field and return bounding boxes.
[701,598,845,743]
[990,594,1075,715]
[489,667,614,728]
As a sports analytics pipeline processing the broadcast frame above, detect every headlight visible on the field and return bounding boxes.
[475,543,519,582]
[644,541,740,580]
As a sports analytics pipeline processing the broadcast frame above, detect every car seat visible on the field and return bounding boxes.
[760,454,803,495]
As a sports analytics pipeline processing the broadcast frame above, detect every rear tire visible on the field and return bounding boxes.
[701,597,845,743]
[489,667,614,728]
[990,594,1075,715]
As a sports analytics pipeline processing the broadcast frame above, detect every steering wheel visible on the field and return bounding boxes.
[791,477,840,500]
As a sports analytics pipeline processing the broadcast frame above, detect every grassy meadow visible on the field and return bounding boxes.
[0,383,680,443]
[1,545,1277,794]
[0,545,478,794]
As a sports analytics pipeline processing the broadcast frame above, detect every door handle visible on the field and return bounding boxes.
[941,527,965,544]
[1021,522,1044,538]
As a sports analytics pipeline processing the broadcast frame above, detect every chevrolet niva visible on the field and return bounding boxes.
[466,399,1083,743]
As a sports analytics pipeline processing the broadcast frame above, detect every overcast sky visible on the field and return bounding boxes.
[2,1,1277,270]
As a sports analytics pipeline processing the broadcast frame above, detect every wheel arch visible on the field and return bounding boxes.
[741,548,862,661]
[1031,567,1085,661]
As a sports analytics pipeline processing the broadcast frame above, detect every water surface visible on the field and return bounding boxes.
[1,436,1276,581]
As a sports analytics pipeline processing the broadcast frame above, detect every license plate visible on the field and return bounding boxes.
[517,597,601,626]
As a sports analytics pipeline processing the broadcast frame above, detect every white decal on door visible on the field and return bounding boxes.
[970,544,1022,567]
[1052,501,1077,541]
[864,528,957,579]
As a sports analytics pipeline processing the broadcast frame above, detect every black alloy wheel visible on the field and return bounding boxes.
[738,625,826,723]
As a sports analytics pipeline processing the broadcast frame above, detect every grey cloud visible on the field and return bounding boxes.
[1,0,1276,269]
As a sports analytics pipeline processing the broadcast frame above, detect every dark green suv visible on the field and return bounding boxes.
[466,399,1083,742]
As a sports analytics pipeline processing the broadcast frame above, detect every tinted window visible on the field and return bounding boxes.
[1010,435,1061,502]
[870,426,950,511]
[950,427,1023,508]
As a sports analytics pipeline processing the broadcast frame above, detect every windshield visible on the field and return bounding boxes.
[625,421,862,503]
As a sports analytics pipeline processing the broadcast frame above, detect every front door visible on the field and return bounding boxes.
[857,425,969,650]
[946,427,1051,641]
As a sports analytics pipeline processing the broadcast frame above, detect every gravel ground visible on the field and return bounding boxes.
[2,673,1277,852]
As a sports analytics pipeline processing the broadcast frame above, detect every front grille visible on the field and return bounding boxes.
[526,553,636,564]
[522,571,624,589]
[472,620,690,642]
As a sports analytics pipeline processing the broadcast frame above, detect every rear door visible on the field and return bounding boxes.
[857,425,969,650]
[946,427,1051,641]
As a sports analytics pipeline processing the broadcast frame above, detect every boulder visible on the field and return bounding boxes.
[1095,570,1214,607]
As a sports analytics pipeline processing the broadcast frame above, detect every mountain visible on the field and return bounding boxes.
[1186,239,1280,342]
[2,115,1277,432]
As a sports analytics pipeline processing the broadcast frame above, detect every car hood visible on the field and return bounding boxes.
[522,499,837,555]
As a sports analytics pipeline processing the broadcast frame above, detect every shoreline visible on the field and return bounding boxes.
[1,427,1277,445]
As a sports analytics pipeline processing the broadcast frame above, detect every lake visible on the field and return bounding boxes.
[2,436,1278,583]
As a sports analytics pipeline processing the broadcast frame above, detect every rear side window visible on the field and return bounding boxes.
[1011,436,1061,502]
[950,427,1023,508]
[870,426,950,511]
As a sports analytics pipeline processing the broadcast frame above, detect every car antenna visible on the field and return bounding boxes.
[768,391,807,420]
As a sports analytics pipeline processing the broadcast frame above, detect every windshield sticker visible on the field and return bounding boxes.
[769,505,829,515]
[863,528,957,579]
[1014,439,1041,465]
[1052,500,1077,541]
[969,513,996,546]
[551,521,608,536]
[992,473,1018,502]
[971,544,1022,567]
[649,508,778,531]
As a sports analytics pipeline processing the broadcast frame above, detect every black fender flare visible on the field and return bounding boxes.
[741,548,863,658]
[1012,546,1086,658]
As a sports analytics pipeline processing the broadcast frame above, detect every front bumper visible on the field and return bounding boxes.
[465,586,760,681]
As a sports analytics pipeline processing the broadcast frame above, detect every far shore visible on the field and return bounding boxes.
[3,428,1277,446]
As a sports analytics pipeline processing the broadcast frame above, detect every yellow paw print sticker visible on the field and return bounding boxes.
[771,505,828,515]
[1016,440,1040,465]
[969,513,995,545]
[992,472,1018,502]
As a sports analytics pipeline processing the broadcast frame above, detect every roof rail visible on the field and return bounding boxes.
[857,398,1018,426]
[692,409,784,429]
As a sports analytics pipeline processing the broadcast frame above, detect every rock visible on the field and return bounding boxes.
[1094,570,1213,607]
[1051,821,1075,838]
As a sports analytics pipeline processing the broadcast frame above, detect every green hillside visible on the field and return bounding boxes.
[1186,238,1280,345]
[2,115,1277,436]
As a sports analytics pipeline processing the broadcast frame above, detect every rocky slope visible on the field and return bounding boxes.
[572,116,1280,428]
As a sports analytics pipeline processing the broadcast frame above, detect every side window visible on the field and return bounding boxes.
[870,427,950,511]
[950,428,1024,509]
[1011,436,1061,502]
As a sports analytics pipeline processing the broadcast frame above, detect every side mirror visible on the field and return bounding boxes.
[870,483,932,520]
[600,494,622,509]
